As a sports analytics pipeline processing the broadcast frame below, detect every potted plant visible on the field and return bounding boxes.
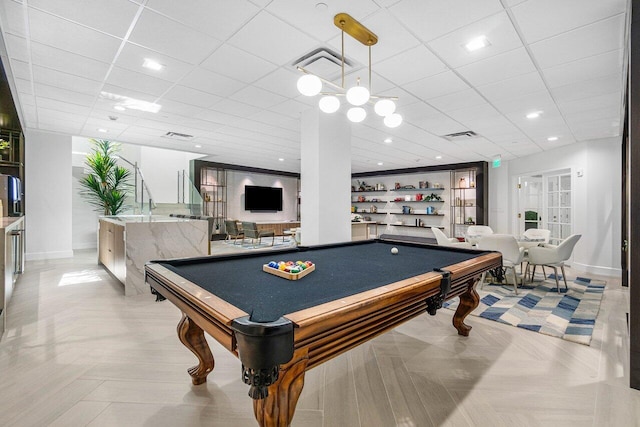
[80,139,131,215]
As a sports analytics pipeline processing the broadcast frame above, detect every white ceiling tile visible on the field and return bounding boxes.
[403,71,470,101]
[427,89,487,113]
[564,105,620,125]
[253,68,306,99]
[411,112,468,136]
[34,83,96,106]
[37,107,86,124]
[542,49,623,88]
[249,110,299,130]
[230,85,289,109]
[446,103,501,124]
[128,8,221,65]
[0,0,27,37]
[569,117,620,140]
[512,0,626,44]
[106,67,173,97]
[5,34,29,62]
[35,97,92,116]
[476,71,547,103]
[27,8,121,63]
[428,11,522,69]
[558,92,621,116]
[374,45,447,86]
[209,98,261,118]
[29,0,140,38]
[390,0,504,42]
[195,109,246,127]
[179,67,244,98]
[492,90,556,116]
[146,0,260,40]
[201,44,278,83]
[456,47,536,87]
[32,65,102,95]
[30,42,110,81]
[272,99,312,119]
[227,11,318,66]
[551,73,623,104]
[15,79,33,95]
[162,85,221,109]
[152,99,205,118]
[401,101,440,122]
[7,59,29,80]
[528,14,625,69]
[115,42,194,83]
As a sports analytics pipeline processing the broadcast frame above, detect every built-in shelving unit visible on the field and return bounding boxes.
[199,167,227,237]
[352,161,488,240]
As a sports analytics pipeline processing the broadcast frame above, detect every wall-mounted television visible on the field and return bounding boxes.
[245,185,283,211]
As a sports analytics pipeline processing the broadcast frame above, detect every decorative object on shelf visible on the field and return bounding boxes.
[295,13,402,128]
[395,182,401,189]
[470,180,476,188]
[433,182,442,188]
[402,206,412,214]
[416,193,423,201]
[459,177,468,188]
[426,206,434,215]
[79,139,131,215]
[371,205,377,213]
[425,193,442,201]
[465,217,475,224]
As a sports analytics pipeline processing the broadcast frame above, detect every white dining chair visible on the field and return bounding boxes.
[526,234,582,293]
[431,227,472,248]
[476,234,525,294]
[465,225,494,246]
[522,228,551,244]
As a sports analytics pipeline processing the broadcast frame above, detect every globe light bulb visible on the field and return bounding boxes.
[318,95,340,113]
[374,99,396,117]
[347,107,366,123]
[346,86,370,106]
[384,113,403,128]
[297,74,322,96]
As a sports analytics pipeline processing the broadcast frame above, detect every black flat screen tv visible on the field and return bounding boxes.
[245,185,283,211]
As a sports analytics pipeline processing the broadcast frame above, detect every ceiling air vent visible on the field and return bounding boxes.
[442,131,479,141]
[292,47,356,81]
[163,131,194,141]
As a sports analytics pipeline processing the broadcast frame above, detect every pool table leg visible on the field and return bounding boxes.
[253,348,309,427]
[452,277,480,337]
[177,313,215,385]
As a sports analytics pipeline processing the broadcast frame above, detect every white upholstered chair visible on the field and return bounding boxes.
[525,234,581,293]
[465,225,494,246]
[522,228,551,244]
[431,227,472,248]
[476,234,525,294]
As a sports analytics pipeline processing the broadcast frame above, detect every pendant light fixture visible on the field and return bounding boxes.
[296,13,402,128]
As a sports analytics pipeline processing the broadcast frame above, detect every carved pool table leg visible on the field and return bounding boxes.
[253,348,309,427]
[453,277,480,336]
[177,313,215,385]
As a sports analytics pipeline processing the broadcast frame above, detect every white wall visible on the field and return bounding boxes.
[491,137,621,277]
[139,146,202,203]
[226,170,298,222]
[25,129,74,260]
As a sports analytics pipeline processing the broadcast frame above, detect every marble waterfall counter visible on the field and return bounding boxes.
[98,215,208,296]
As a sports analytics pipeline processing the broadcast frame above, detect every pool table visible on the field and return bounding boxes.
[145,239,501,427]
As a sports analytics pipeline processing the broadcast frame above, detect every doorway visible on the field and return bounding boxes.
[517,168,572,244]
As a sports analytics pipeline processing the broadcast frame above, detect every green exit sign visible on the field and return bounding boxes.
[492,156,501,168]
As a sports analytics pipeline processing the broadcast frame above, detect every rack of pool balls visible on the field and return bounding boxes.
[263,260,315,280]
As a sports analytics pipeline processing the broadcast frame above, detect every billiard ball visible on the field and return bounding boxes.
[391,247,399,255]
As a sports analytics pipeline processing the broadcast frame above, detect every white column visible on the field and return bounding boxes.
[25,129,74,260]
[300,108,351,245]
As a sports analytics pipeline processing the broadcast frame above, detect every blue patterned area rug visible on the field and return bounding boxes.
[444,275,606,345]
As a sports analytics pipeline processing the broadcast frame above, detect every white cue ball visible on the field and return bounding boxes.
[391,247,399,254]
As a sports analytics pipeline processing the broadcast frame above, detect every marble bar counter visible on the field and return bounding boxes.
[0,216,25,339]
[98,215,209,296]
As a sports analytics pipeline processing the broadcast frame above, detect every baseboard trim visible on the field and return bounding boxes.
[571,261,622,278]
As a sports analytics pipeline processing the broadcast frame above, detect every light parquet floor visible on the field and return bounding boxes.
[0,246,638,427]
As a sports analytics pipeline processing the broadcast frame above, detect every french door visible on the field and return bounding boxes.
[545,172,572,244]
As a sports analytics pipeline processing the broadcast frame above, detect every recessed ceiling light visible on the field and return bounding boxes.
[465,35,490,52]
[384,138,392,143]
[100,91,161,113]
[547,136,558,141]
[194,144,202,148]
[435,155,442,159]
[142,58,163,71]
[377,162,383,166]
[97,128,107,133]
[114,105,126,111]
[278,158,285,162]
[526,111,542,119]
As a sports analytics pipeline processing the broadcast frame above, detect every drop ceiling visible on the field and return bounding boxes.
[0,0,628,173]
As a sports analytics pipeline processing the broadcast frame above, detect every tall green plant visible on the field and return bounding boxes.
[80,139,131,215]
